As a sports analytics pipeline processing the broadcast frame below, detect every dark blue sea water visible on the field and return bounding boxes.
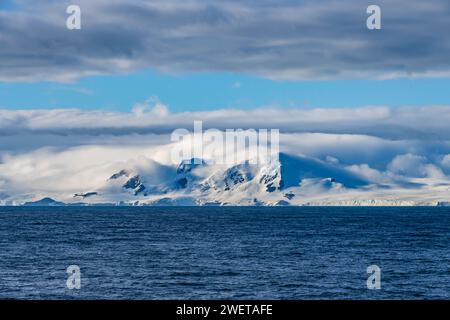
[0,206,449,300]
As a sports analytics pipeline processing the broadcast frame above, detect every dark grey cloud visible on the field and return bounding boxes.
[1,0,450,81]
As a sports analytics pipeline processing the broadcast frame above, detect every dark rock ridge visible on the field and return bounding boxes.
[176,158,206,174]
[24,197,65,206]
[123,175,146,196]
[223,163,254,191]
[109,170,131,180]
[74,192,98,198]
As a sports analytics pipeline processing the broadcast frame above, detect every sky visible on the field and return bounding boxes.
[1,0,450,112]
[3,0,450,202]
[2,71,450,112]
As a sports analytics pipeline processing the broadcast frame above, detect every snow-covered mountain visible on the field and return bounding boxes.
[94,152,363,205]
[11,150,450,207]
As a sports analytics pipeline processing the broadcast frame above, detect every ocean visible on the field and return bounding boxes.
[0,206,449,299]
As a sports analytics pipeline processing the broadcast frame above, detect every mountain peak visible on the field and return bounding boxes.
[176,158,207,174]
[109,169,132,180]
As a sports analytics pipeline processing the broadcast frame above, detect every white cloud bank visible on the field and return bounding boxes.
[2,104,450,138]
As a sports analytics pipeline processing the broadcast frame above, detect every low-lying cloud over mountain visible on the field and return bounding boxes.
[2,104,450,206]
[2,0,450,81]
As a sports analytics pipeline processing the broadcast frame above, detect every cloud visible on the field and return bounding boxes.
[388,153,445,179]
[2,0,450,82]
[0,144,175,198]
[232,82,241,89]
[131,97,170,117]
[441,154,450,168]
[1,104,450,165]
[3,104,450,141]
[346,164,389,185]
